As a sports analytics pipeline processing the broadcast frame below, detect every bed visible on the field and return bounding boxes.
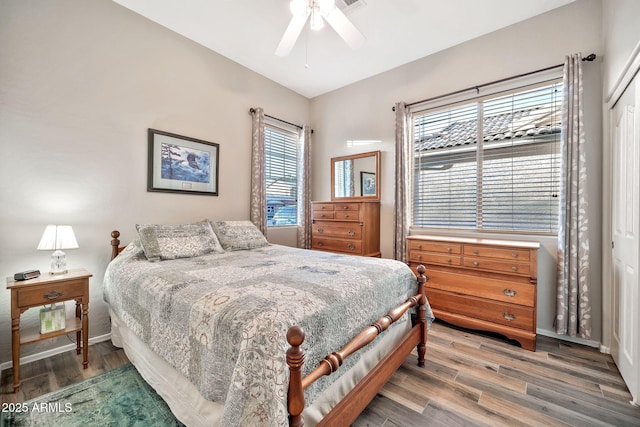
[103,221,433,426]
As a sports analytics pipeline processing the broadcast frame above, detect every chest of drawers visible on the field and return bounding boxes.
[311,201,380,257]
[407,235,539,351]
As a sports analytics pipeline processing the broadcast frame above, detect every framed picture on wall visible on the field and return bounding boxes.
[360,171,376,196]
[148,128,219,196]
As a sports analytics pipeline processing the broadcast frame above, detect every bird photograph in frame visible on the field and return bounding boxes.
[147,128,219,196]
[360,171,376,196]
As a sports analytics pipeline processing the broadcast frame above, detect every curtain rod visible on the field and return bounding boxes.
[249,108,304,131]
[393,53,596,111]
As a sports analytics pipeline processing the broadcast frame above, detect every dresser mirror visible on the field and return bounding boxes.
[331,150,380,201]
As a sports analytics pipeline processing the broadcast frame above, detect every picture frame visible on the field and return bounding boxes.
[360,171,376,196]
[148,128,219,196]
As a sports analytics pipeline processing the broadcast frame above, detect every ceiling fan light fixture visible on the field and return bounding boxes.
[276,0,364,57]
[290,0,309,16]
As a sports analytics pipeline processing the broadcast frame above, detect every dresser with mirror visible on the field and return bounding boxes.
[311,151,381,257]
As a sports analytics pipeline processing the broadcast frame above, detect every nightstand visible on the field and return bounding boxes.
[6,268,92,392]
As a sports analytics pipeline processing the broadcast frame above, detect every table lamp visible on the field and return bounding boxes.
[37,225,79,274]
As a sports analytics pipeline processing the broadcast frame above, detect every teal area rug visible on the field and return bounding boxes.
[1,364,183,426]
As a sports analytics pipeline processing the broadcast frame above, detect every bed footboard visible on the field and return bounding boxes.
[287,265,428,427]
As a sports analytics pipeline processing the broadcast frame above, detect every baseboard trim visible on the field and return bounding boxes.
[536,328,601,349]
[0,333,112,373]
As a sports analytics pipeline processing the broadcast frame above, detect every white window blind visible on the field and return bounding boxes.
[412,80,562,233]
[265,124,299,226]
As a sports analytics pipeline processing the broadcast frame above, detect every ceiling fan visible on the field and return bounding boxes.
[275,0,365,56]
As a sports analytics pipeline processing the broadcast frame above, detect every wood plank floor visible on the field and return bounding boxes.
[2,322,639,426]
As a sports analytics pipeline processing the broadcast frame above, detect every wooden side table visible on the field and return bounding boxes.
[6,268,92,392]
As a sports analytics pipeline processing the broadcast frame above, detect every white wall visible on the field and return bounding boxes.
[602,0,640,100]
[310,0,604,342]
[0,0,309,365]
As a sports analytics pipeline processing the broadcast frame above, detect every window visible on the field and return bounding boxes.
[412,80,562,233]
[334,157,353,197]
[265,124,299,226]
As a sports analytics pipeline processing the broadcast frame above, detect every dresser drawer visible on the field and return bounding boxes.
[463,257,530,276]
[313,238,363,254]
[313,222,362,239]
[464,245,531,262]
[313,211,335,220]
[313,203,335,212]
[409,240,462,255]
[333,203,360,212]
[335,211,359,220]
[425,269,534,307]
[427,289,534,331]
[409,251,462,267]
[17,279,87,308]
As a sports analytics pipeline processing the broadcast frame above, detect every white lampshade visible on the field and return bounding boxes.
[37,225,79,251]
[310,8,324,30]
[37,225,79,274]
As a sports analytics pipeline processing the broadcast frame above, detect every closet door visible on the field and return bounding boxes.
[611,72,640,405]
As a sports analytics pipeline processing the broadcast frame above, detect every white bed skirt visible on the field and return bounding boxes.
[109,309,412,426]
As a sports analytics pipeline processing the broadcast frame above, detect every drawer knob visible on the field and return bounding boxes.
[503,289,517,297]
[321,206,326,209]
[348,244,355,251]
[418,245,423,249]
[447,247,452,253]
[473,250,479,255]
[348,230,355,237]
[317,228,324,234]
[344,214,350,218]
[44,290,63,300]
[343,206,349,209]
[502,312,516,321]
[473,261,479,267]
[511,253,518,258]
[511,266,518,272]
[317,241,324,246]
[418,255,423,260]
[447,259,452,264]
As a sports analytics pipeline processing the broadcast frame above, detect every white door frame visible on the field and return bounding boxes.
[604,40,640,405]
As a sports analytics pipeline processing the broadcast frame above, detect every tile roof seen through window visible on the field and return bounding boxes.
[415,106,561,152]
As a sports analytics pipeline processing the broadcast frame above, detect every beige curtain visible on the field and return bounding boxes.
[394,102,411,262]
[250,108,267,235]
[297,125,312,249]
[556,54,591,339]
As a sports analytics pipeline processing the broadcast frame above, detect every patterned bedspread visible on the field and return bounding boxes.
[103,242,433,426]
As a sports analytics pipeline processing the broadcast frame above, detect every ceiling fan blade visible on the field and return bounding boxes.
[275,11,310,57]
[322,7,365,50]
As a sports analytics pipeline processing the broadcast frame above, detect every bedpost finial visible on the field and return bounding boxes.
[287,325,305,347]
[416,264,428,283]
[111,230,120,239]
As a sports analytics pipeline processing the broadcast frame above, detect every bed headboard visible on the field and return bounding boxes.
[110,230,125,261]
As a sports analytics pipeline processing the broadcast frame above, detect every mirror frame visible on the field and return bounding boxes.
[331,150,381,202]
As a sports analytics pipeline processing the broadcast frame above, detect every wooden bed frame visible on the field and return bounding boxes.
[109,230,429,427]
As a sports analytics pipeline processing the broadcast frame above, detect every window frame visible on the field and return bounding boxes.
[264,121,300,228]
[409,74,563,236]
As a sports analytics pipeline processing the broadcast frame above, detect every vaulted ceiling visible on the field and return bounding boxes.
[112,0,575,98]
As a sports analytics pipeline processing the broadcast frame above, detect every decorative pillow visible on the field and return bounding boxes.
[136,221,224,262]
[210,220,269,251]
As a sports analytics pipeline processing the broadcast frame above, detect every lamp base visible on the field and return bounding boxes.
[50,250,68,275]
